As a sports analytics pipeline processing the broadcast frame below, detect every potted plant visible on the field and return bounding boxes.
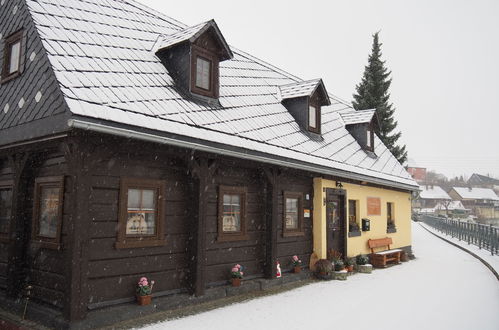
[356,255,372,274]
[136,277,155,306]
[230,264,244,286]
[333,259,345,271]
[314,259,333,280]
[291,255,302,273]
[344,257,355,272]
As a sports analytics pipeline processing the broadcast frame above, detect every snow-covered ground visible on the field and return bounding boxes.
[137,223,499,330]
[420,222,499,274]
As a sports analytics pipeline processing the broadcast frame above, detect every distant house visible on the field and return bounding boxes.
[405,159,427,183]
[448,187,499,219]
[468,173,499,195]
[414,185,451,210]
[434,201,469,218]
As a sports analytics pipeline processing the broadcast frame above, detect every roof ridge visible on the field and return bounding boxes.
[119,0,188,30]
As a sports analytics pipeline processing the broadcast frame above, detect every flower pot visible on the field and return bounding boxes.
[294,266,301,273]
[231,278,241,287]
[136,294,152,306]
[346,265,354,272]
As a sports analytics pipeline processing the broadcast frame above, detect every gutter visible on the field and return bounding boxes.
[67,119,418,192]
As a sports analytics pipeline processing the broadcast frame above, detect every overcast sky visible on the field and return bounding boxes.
[137,0,499,180]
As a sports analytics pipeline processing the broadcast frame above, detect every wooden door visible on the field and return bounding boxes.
[326,188,346,256]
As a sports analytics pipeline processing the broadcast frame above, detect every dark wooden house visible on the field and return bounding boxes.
[0,0,418,328]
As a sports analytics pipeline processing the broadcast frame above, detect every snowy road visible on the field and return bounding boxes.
[138,223,499,330]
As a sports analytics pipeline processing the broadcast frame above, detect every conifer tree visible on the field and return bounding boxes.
[352,32,407,164]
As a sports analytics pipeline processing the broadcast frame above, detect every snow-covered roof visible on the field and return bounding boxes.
[419,186,451,200]
[434,201,468,211]
[340,109,376,125]
[154,20,233,61]
[451,187,499,201]
[25,0,418,191]
[278,79,330,105]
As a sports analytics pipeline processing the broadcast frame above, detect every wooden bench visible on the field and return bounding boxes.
[368,237,402,268]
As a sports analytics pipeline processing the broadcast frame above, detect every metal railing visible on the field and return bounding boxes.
[420,215,499,256]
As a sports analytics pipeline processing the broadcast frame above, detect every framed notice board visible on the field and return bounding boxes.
[367,197,381,216]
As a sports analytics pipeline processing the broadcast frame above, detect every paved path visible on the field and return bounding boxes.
[139,223,499,330]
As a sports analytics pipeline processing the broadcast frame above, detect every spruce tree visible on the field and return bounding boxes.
[352,32,407,164]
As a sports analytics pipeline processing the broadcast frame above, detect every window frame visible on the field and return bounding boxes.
[365,124,374,152]
[308,98,321,134]
[190,45,219,99]
[217,185,248,242]
[116,177,166,249]
[1,29,24,84]
[283,191,304,237]
[347,199,361,237]
[387,202,396,233]
[32,176,65,250]
[0,180,14,242]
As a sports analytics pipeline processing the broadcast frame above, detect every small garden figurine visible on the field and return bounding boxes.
[292,255,302,273]
[276,261,282,278]
[231,264,244,286]
[136,276,155,305]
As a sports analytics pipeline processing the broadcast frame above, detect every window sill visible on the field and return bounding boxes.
[282,231,305,238]
[348,231,361,238]
[0,71,20,85]
[31,240,61,250]
[217,234,249,242]
[115,239,166,249]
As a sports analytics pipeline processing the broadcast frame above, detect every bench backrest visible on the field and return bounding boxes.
[368,237,393,252]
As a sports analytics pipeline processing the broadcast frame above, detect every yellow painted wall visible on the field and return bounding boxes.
[313,178,412,258]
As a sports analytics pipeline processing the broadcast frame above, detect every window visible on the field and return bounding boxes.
[32,177,64,249]
[308,102,320,133]
[348,199,360,236]
[218,186,248,241]
[116,178,166,248]
[309,106,317,128]
[283,192,304,236]
[366,126,374,151]
[191,45,219,98]
[387,202,396,233]
[195,56,211,90]
[0,181,13,242]
[1,30,23,84]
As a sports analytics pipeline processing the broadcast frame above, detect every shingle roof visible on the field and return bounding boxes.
[154,19,233,60]
[419,186,451,200]
[340,109,376,125]
[24,0,417,190]
[452,187,499,201]
[279,79,330,105]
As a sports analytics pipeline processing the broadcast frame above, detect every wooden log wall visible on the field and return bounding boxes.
[0,160,13,291]
[204,162,267,284]
[276,173,314,270]
[84,140,191,305]
[25,150,68,309]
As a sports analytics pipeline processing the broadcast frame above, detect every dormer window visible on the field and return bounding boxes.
[366,126,374,151]
[195,56,211,90]
[280,79,330,135]
[308,98,321,133]
[341,109,378,155]
[190,45,219,98]
[155,20,233,101]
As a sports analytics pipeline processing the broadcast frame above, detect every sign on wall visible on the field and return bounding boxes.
[367,197,381,216]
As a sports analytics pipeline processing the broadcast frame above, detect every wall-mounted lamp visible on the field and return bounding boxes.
[336,181,343,188]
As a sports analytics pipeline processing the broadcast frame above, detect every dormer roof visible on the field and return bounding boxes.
[154,19,233,61]
[279,79,331,105]
[340,109,376,125]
